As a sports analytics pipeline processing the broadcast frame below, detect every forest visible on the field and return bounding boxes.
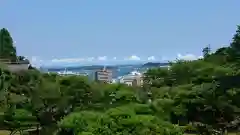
[0,25,240,135]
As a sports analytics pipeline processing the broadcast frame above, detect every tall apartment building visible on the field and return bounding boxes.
[94,69,113,83]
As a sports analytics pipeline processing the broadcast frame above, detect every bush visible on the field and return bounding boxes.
[183,124,198,134]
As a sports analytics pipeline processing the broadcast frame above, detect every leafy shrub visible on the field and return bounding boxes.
[183,124,197,134]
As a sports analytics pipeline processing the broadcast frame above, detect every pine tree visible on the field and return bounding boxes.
[229,25,240,66]
[230,25,240,51]
[0,28,17,61]
[202,44,211,58]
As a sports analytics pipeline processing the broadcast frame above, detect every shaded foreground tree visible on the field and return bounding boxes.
[0,28,30,64]
[0,28,17,61]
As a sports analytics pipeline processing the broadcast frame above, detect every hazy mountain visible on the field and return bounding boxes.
[142,62,169,67]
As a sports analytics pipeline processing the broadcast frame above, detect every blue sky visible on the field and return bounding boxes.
[1,1,240,67]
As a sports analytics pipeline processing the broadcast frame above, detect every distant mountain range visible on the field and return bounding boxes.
[142,62,169,67]
[40,62,170,78]
[41,62,169,72]
[44,64,139,72]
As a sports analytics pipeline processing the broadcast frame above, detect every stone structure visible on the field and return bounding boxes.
[0,59,29,72]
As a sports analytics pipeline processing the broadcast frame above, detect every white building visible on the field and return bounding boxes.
[119,71,143,86]
[56,68,89,76]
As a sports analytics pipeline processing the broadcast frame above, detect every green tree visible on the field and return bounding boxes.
[2,24,240,135]
[58,105,183,135]
[202,45,211,58]
[230,25,240,53]
[0,28,17,61]
[229,25,240,68]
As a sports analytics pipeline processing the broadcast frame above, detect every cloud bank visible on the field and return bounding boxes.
[28,53,202,68]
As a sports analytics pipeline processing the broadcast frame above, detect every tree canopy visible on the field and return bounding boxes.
[0,28,17,61]
[0,25,240,135]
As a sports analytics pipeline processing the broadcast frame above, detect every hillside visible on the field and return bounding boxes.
[142,62,169,67]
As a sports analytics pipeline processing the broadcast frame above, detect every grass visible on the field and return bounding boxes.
[185,133,240,135]
[0,130,239,135]
[0,130,19,135]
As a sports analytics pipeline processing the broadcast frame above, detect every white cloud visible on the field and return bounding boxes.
[30,56,37,63]
[97,56,107,61]
[51,58,85,63]
[147,56,156,61]
[26,56,43,68]
[177,53,202,60]
[48,57,97,63]
[26,53,204,67]
[86,57,94,61]
[125,55,141,61]
[160,56,168,61]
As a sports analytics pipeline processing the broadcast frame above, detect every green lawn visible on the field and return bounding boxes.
[0,130,20,135]
[0,130,10,135]
[0,130,239,135]
[185,133,240,135]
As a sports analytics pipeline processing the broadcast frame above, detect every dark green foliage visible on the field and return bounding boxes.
[202,45,211,58]
[1,26,240,135]
[143,25,240,134]
[230,25,240,53]
[0,28,17,61]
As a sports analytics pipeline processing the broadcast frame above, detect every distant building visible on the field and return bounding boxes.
[94,67,113,83]
[56,68,89,77]
[119,71,143,86]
